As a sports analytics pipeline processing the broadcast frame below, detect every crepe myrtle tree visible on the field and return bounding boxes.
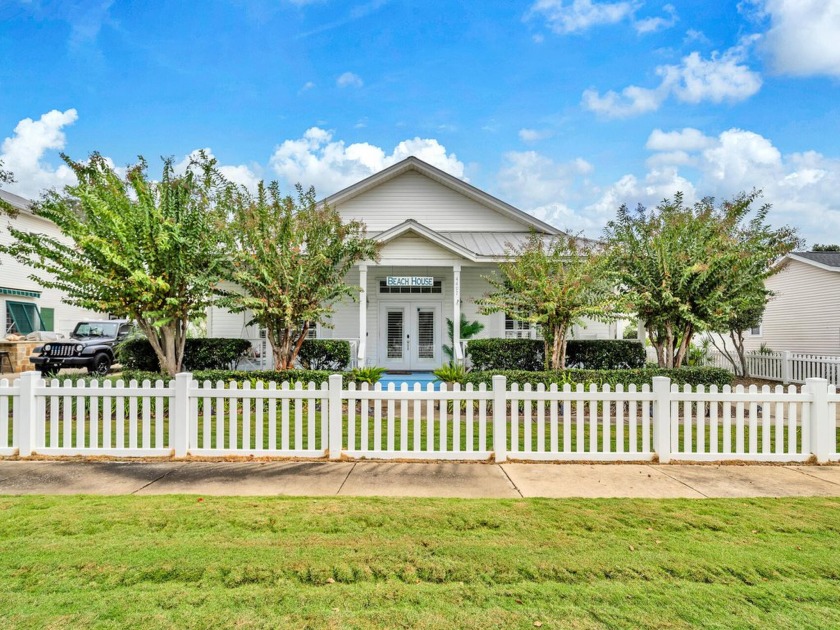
[223,182,379,370]
[604,191,801,369]
[0,152,233,376]
[477,232,614,370]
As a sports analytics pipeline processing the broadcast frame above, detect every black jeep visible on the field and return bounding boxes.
[30,320,133,377]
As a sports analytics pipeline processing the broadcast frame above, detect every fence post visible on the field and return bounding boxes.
[16,371,38,457]
[173,373,191,457]
[782,351,792,385]
[806,378,831,463]
[652,376,672,464]
[328,374,343,460]
[492,375,507,463]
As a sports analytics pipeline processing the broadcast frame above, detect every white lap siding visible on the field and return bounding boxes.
[1,209,102,335]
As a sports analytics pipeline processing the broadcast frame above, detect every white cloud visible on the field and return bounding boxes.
[268,127,465,194]
[497,151,592,209]
[646,128,717,152]
[526,0,679,35]
[582,84,665,118]
[526,0,637,34]
[0,109,79,199]
[518,128,553,143]
[755,0,840,77]
[595,127,840,243]
[300,81,316,91]
[583,41,762,117]
[633,3,677,34]
[336,72,363,88]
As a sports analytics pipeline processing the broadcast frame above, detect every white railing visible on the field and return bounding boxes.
[704,350,840,385]
[2,372,838,463]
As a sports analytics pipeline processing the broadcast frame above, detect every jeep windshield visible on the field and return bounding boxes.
[71,323,119,339]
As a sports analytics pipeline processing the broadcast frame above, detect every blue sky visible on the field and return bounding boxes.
[1,0,839,244]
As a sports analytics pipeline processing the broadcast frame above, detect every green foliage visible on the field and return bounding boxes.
[464,367,733,389]
[0,152,232,376]
[604,192,801,369]
[467,338,645,371]
[297,339,351,371]
[467,338,545,371]
[477,232,614,369]
[349,366,386,384]
[120,368,359,386]
[432,362,468,385]
[0,158,13,187]
[442,314,485,360]
[222,183,379,370]
[811,244,840,252]
[116,338,251,371]
[565,340,646,369]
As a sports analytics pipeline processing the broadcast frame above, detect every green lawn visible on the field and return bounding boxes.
[1,496,839,628]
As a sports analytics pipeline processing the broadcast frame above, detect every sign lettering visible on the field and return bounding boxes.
[386,276,434,287]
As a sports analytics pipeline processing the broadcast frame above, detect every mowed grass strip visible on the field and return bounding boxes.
[1,496,839,628]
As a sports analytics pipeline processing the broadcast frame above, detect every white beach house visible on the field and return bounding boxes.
[207,157,619,369]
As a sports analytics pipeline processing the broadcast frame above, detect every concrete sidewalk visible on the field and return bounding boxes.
[1,460,839,498]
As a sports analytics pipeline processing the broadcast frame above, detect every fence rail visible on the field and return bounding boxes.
[2,372,838,463]
[704,350,840,385]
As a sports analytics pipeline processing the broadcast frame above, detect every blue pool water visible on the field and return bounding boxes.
[378,371,442,390]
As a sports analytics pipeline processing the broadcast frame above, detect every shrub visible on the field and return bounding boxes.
[349,366,385,384]
[464,366,733,389]
[432,362,468,384]
[116,338,252,371]
[466,338,646,371]
[297,339,351,371]
[467,339,545,371]
[565,340,645,369]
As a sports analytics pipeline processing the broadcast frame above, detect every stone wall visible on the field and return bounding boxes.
[0,341,41,374]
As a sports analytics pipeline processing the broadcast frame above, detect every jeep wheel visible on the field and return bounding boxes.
[89,353,112,376]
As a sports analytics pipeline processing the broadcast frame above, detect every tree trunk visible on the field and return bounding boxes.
[731,329,749,377]
[136,319,180,377]
[550,324,568,370]
[673,324,694,368]
[710,333,742,377]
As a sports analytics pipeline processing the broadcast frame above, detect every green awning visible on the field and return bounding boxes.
[0,287,41,299]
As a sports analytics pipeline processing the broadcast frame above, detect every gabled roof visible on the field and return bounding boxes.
[0,189,33,213]
[373,220,483,262]
[324,156,561,235]
[787,251,840,273]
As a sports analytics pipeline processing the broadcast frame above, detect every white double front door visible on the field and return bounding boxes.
[379,302,441,370]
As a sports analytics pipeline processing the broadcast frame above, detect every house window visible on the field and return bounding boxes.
[749,325,762,336]
[505,314,532,339]
[306,323,318,339]
[5,301,45,335]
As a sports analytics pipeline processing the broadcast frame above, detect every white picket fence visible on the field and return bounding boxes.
[1,372,838,463]
[704,350,840,385]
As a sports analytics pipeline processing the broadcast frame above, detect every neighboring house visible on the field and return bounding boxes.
[0,189,102,338]
[207,157,620,369]
[742,251,840,355]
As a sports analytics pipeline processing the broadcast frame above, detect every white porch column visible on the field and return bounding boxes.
[358,264,367,367]
[637,318,646,344]
[453,263,462,363]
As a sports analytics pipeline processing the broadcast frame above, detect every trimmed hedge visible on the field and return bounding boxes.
[467,339,544,371]
[297,339,351,371]
[566,340,645,369]
[116,338,252,371]
[464,367,733,389]
[119,369,362,387]
[466,338,646,371]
